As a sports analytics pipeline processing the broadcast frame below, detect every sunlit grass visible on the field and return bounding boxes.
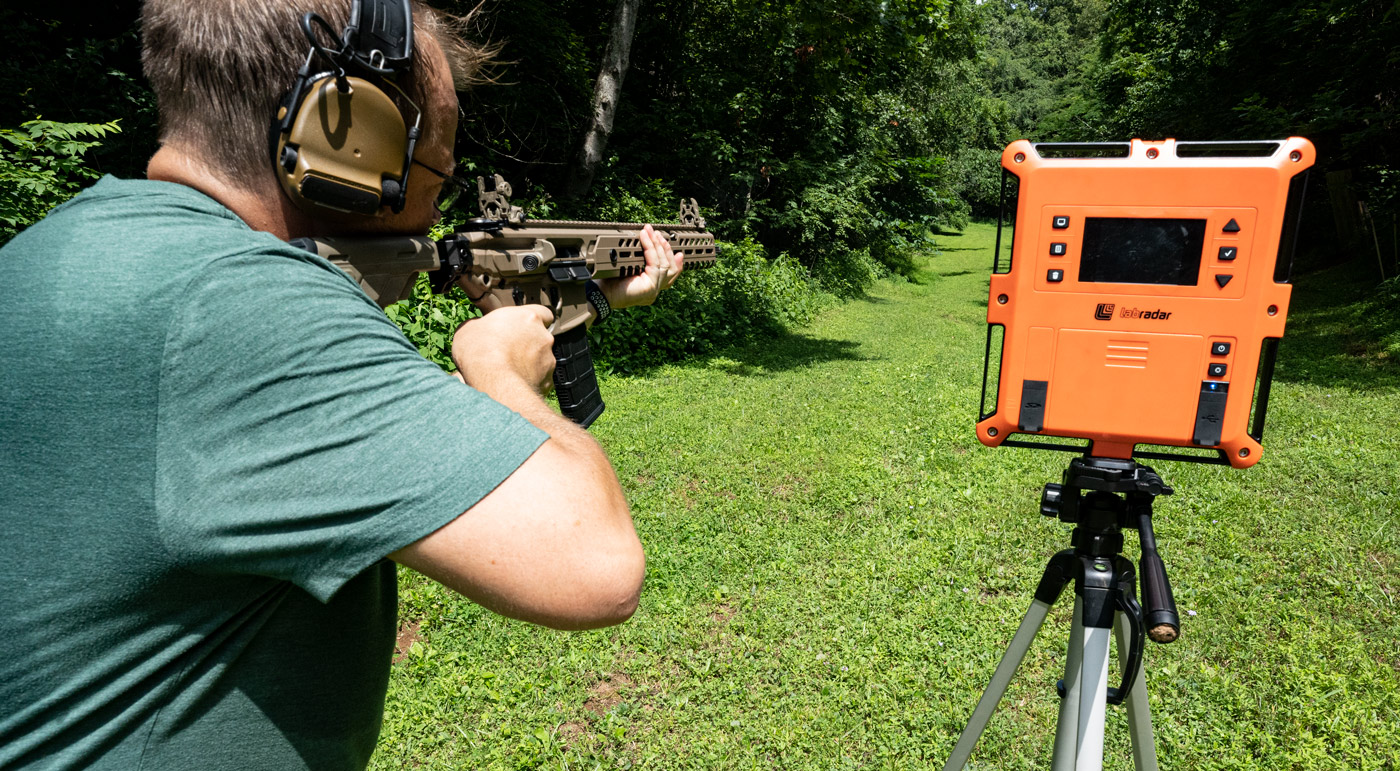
[374,222,1400,770]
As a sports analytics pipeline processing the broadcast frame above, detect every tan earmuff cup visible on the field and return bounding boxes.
[276,75,408,215]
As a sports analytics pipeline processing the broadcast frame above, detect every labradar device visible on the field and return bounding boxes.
[949,139,1316,770]
[977,138,1315,468]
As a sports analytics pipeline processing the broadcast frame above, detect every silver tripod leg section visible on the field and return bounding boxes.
[943,599,1055,771]
[1115,613,1159,771]
[1052,599,1085,770]
[1051,599,1113,771]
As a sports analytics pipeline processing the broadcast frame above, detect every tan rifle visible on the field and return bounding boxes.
[291,175,718,427]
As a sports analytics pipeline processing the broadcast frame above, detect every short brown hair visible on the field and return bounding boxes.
[140,0,492,190]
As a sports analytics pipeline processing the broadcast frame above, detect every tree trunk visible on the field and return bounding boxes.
[564,0,641,200]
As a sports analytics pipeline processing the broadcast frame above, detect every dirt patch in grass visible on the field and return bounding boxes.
[393,619,422,664]
[676,477,703,509]
[979,585,1014,600]
[584,673,634,715]
[771,473,809,500]
[557,720,588,747]
[709,602,737,625]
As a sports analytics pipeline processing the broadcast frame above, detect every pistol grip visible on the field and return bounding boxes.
[552,325,605,427]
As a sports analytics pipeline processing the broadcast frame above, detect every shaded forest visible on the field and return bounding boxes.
[4,0,1396,302]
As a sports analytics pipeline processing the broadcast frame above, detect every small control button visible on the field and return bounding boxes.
[1047,269,1064,283]
[1212,342,1231,356]
[1218,246,1238,261]
[1208,363,1228,378]
[1052,216,1070,230]
[1223,218,1241,233]
[1215,274,1233,288]
[1050,242,1067,256]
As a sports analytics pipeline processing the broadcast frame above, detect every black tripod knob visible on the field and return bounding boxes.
[1041,484,1063,518]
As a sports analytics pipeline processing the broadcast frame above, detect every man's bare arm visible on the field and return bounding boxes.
[388,305,644,630]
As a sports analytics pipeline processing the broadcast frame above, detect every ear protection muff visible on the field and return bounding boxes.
[271,0,421,216]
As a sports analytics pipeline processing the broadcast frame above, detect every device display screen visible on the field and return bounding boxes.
[1078,217,1206,285]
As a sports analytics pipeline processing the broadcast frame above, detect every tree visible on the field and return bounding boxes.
[565,0,642,199]
[1086,0,1399,268]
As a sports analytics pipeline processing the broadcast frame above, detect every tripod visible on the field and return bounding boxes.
[944,457,1181,771]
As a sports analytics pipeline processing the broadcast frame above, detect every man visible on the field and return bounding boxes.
[0,1,677,768]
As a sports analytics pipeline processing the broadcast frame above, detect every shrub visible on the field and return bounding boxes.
[0,118,121,244]
[945,147,1005,220]
[589,237,830,374]
[384,237,831,377]
[384,278,481,371]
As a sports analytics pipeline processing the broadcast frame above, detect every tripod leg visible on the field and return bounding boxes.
[943,599,1054,771]
[1052,599,1085,771]
[1052,599,1112,771]
[1115,613,1159,771]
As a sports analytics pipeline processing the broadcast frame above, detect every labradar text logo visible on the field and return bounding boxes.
[1094,303,1173,321]
[1120,306,1173,320]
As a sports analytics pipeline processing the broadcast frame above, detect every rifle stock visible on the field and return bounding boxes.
[291,175,717,427]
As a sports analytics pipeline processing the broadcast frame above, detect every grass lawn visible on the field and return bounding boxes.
[373,221,1400,770]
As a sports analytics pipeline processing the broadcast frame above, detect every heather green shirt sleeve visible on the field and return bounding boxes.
[0,177,551,770]
[155,243,547,602]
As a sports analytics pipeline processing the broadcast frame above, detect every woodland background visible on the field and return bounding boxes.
[2,0,1397,366]
[4,4,1399,768]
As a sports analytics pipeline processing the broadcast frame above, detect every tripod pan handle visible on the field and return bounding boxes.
[1140,548,1179,643]
[1137,508,1180,643]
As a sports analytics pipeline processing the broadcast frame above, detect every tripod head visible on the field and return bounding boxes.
[1041,457,1181,644]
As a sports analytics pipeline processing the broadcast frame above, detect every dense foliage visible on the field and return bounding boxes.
[972,0,1398,271]
[460,0,990,292]
[2,0,1396,367]
[0,119,121,242]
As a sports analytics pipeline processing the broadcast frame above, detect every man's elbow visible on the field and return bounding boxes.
[550,541,645,631]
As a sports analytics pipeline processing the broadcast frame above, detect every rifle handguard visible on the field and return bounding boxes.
[552,325,605,427]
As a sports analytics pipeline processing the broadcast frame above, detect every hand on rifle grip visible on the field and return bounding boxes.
[450,304,556,396]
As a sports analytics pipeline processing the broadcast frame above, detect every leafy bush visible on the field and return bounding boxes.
[567,175,680,224]
[762,152,962,296]
[384,236,830,377]
[0,119,120,244]
[384,278,481,371]
[589,236,831,374]
[946,147,1005,219]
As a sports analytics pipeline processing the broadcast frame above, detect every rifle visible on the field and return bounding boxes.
[291,175,718,427]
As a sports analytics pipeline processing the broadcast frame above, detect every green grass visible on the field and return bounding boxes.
[372,222,1400,770]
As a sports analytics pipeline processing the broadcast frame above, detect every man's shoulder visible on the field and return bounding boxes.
[8,176,275,266]
[41,175,244,237]
[9,175,359,300]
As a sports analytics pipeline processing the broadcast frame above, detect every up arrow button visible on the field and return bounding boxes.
[1223,218,1241,233]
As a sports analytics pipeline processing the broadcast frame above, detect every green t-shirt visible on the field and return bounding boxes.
[0,177,548,769]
